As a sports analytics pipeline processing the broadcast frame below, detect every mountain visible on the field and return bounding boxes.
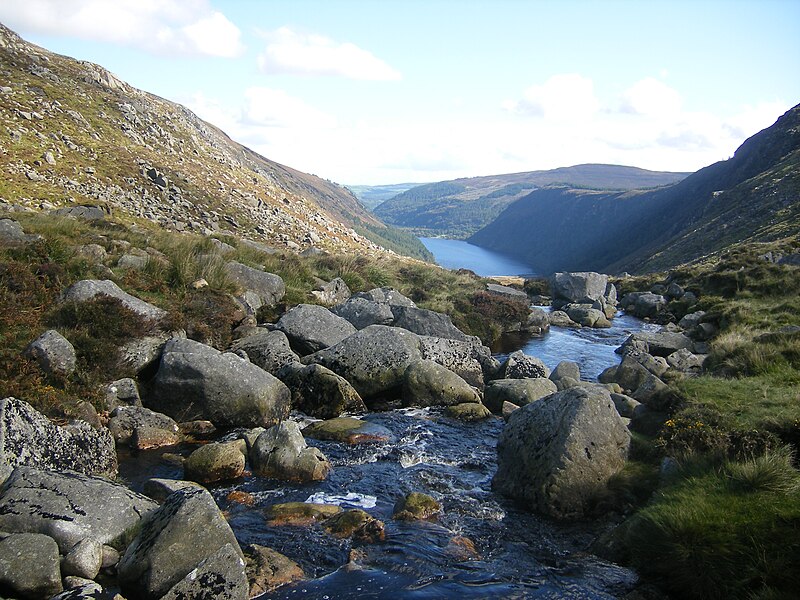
[374,164,689,238]
[0,23,431,258]
[347,183,423,211]
[468,104,800,274]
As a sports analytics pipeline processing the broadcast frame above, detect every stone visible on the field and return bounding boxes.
[331,296,395,329]
[72,401,102,429]
[117,254,148,270]
[550,360,581,383]
[483,378,557,413]
[390,305,470,341]
[142,479,203,504]
[119,333,173,375]
[148,338,290,428]
[0,532,62,599]
[303,325,423,400]
[493,387,631,520]
[445,402,493,421]
[631,374,671,409]
[0,397,117,485]
[51,205,107,221]
[621,331,694,358]
[524,307,550,335]
[244,544,305,596]
[623,292,667,319]
[602,356,652,392]
[667,348,704,372]
[0,466,157,552]
[501,350,550,379]
[225,261,285,307]
[418,336,489,390]
[310,277,351,306]
[108,406,179,446]
[250,421,332,482]
[63,280,166,322]
[392,492,441,521]
[501,401,520,420]
[160,543,248,600]
[551,272,608,305]
[131,426,181,450]
[302,417,395,444]
[22,329,76,377]
[322,509,385,542]
[62,537,103,580]
[184,441,245,484]
[228,330,299,376]
[356,287,415,307]
[277,362,366,419]
[565,305,611,328]
[402,360,480,407]
[610,393,641,419]
[264,502,340,526]
[0,218,41,246]
[275,304,357,355]
[75,244,106,262]
[103,378,141,411]
[54,580,104,597]
[485,283,528,302]
[548,310,579,328]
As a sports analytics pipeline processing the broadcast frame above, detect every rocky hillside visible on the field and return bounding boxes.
[374,164,689,238]
[469,103,800,275]
[0,22,429,257]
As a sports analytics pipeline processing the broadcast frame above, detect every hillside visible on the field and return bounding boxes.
[0,23,431,259]
[469,104,800,275]
[374,164,689,238]
[348,182,422,211]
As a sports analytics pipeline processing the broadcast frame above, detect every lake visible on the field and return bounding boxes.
[419,237,537,277]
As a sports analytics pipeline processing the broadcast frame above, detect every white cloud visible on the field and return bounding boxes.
[0,0,244,57]
[620,77,683,115]
[257,27,401,80]
[241,87,338,130]
[503,74,599,120]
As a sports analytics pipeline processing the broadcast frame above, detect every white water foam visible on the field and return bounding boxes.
[306,491,378,509]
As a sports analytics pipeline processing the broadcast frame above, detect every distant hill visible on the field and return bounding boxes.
[468,104,800,274]
[348,183,423,211]
[374,165,689,238]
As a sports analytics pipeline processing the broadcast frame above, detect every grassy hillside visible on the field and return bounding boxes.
[347,183,422,211]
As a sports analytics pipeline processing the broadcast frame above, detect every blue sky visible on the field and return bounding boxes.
[1,0,798,184]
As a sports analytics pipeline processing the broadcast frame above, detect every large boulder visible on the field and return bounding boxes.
[0,532,62,599]
[402,360,480,407]
[619,331,694,358]
[356,287,415,307]
[160,543,248,600]
[107,406,179,446]
[62,279,165,322]
[621,292,666,319]
[23,329,76,377]
[493,387,630,519]
[0,397,117,484]
[500,350,550,379]
[310,277,351,306]
[565,305,611,328]
[277,362,366,419]
[418,336,489,390]
[118,486,244,600]
[390,305,470,341]
[0,466,157,552]
[551,272,608,306]
[250,421,332,482]
[228,329,299,376]
[331,296,395,329]
[147,338,290,428]
[275,304,357,355]
[483,378,557,413]
[184,441,246,484]
[224,261,285,307]
[303,325,422,400]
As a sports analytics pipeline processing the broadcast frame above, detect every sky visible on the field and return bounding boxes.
[0,1,798,185]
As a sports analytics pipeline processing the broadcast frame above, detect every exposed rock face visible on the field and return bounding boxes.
[331,296,395,329]
[148,338,290,428]
[501,350,550,379]
[303,325,422,400]
[0,532,63,599]
[402,360,480,407]
[0,466,157,552]
[108,406,179,446]
[22,329,77,377]
[0,397,117,484]
[250,421,332,482]
[275,304,357,355]
[483,378,557,413]
[229,329,299,376]
[224,262,285,307]
[159,543,248,600]
[493,387,630,520]
[277,363,366,419]
[62,279,166,322]
[118,486,244,600]
[390,305,470,341]
[551,272,608,306]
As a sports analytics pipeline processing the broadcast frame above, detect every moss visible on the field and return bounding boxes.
[392,491,441,521]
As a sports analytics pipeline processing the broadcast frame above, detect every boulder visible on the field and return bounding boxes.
[0,218,41,246]
[302,417,395,444]
[51,582,104,598]
[102,377,142,411]
[485,283,528,302]
[275,304,357,355]
[548,310,579,328]
[501,350,550,379]
[392,492,441,521]
[244,544,305,596]
[0,532,62,599]
[0,397,117,484]
[250,422,332,482]
[621,331,694,358]
[667,348,704,372]
[551,272,608,305]
[63,279,166,322]
[493,387,630,519]
[331,296,395,329]
[119,332,173,375]
[224,261,285,307]
[402,360,480,407]
[118,487,244,600]
[142,479,203,504]
[0,466,157,552]
[108,406,179,446]
[310,277,351,306]
[184,441,246,484]
[444,402,492,421]
[23,329,76,377]
[622,292,666,319]
[277,363,366,419]
[52,205,107,221]
[678,310,706,330]
[524,307,550,335]
[303,325,422,400]
[418,336,489,390]
[264,502,341,526]
[131,426,181,450]
[610,393,641,419]
[390,305,470,341]
[600,356,652,392]
[62,537,103,580]
[483,378,557,414]
[160,543,248,600]
[565,305,611,328]
[550,360,581,383]
[148,338,290,428]
[356,287,415,307]
[228,329,299,376]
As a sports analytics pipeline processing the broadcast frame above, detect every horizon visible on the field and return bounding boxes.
[1,1,798,186]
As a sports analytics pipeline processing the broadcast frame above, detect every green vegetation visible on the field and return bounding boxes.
[351,219,435,261]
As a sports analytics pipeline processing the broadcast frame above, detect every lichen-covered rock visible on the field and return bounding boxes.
[23,329,76,377]
[148,338,290,428]
[402,360,480,407]
[160,543,248,600]
[244,544,305,596]
[418,336,489,390]
[277,363,366,419]
[224,261,285,307]
[118,487,244,600]
[184,441,245,484]
[666,348,704,372]
[0,397,117,484]
[483,378,557,414]
[250,421,332,482]
[0,532,63,599]
[103,377,142,411]
[356,287,415,307]
[501,350,550,379]
[302,417,395,445]
[108,406,179,446]
[63,279,166,322]
[275,304,358,355]
[228,330,299,376]
[493,387,630,520]
[392,492,441,521]
[331,296,395,329]
[0,218,41,246]
[310,277,351,306]
[0,466,157,552]
[130,425,181,450]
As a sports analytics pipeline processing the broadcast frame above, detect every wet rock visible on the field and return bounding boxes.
[250,421,332,482]
[550,360,581,383]
[160,543,248,600]
[0,466,157,552]
[418,336,489,390]
[303,417,395,444]
[493,386,630,520]
[310,277,351,306]
[275,304,357,355]
[130,426,181,450]
[445,536,481,561]
[323,509,385,542]
[393,492,441,521]
[331,296,395,329]
[0,397,117,484]
[103,377,141,411]
[244,544,305,596]
[108,406,179,446]
[118,487,243,600]
[565,305,611,328]
[391,305,470,341]
[228,330,299,376]
[23,329,76,377]
[551,272,608,306]
[62,537,103,580]
[501,350,550,379]
[184,441,245,484]
[63,279,166,322]
[277,362,366,419]
[548,310,579,328]
[483,378,557,414]
[445,402,492,421]
[402,360,480,407]
[178,419,217,438]
[148,337,290,428]
[0,532,62,599]
[225,261,285,307]
[264,502,341,526]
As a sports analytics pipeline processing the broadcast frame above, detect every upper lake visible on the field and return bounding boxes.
[419,237,537,277]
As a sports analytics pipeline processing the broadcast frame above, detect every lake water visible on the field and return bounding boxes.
[419,237,537,277]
